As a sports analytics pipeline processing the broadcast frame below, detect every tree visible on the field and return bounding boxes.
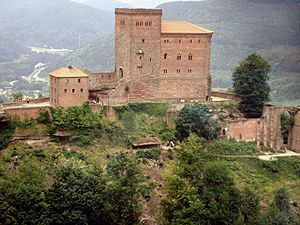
[0,161,49,225]
[11,92,24,102]
[47,164,107,225]
[176,104,220,141]
[233,53,271,118]
[105,153,145,225]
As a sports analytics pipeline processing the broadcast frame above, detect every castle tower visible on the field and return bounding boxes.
[115,8,162,81]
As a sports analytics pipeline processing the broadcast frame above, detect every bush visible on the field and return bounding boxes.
[206,139,259,155]
[114,102,168,118]
[136,148,161,161]
[176,104,220,141]
[37,109,50,124]
[0,118,16,150]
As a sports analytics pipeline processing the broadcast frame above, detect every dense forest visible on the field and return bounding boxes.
[1,102,300,224]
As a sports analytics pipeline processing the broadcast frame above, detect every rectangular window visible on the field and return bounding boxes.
[64,89,67,93]
[78,79,81,83]
[72,89,75,93]
[81,88,83,92]
[163,69,168,73]
[177,69,181,74]
[188,69,192,73]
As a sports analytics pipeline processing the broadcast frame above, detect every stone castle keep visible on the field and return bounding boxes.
[49,8,213,107]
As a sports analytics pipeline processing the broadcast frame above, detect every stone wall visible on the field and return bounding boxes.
[224,119,260,142]
[160,34,212,101]
[4,106,50,120]
[50,76,89,107]
[289,110,300,153]
[88,72,117,90]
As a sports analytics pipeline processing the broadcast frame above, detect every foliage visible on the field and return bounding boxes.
[113,102,168,118]
[136,148,161,161]
[206,139,259,155]
[12,115,36,129]
[105,153,145,225]
[11,92,23,101]
[49,102,102,146]
[103,121,129,147]
[0,118,16,150]
[280,112,293,144]
[175,104,220,141]
[159,123,176,143]
[233,53,271,118]
[37,109,51,125]
[47,164,107,225]
[0,161,48,225]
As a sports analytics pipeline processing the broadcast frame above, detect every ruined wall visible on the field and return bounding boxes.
[224,119,260,142]
[289,110,300,153]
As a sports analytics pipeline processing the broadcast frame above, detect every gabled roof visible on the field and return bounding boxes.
[50,66,89,78]
[161,21,213,34]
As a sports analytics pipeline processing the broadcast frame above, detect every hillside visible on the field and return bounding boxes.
[0,0,114,51]
[0,0,115,100]
[72,0,131,11]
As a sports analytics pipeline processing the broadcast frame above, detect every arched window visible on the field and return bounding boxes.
[177,53,182,60]
[188,53,193,60]
[119,68,124,79]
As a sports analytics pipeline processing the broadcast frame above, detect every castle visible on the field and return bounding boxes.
[49,8,213,107]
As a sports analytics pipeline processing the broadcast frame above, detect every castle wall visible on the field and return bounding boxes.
[289,111,300,153]
[4,106,50,120]
[88,72,117,89]
[224,119,260,142]
[115,8,162,82]
[160,34,212,101]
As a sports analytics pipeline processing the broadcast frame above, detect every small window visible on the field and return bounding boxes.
[64,89,67,93]
[145,22,149,26]
[164,53,167,59]
[139,56,142,60]
[80,88,83,92]
[72,89,75,93]
[142,39,145,43]
[190,39,193,43]
[136,22,139,26]
[177,69,181,74]
[188,69,192,73]
[198,39,201,43]
[149,58,152,62]
[163,69,168,73]
[140,21,143,26]
[188,53,193,60]
[179,40,181,43]
[177,54,182,60]
[78,79,81,83]
[149,21,152,26]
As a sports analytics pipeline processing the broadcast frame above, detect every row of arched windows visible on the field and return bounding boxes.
[136,21,152,26]
[162,69,193,74]
[163,39,201,44]
[164,53,193,60]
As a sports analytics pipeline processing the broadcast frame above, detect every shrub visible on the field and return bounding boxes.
[37,109,50,124]
[176,104,220,141]
[206,139,259,155]
[136,148,161,161]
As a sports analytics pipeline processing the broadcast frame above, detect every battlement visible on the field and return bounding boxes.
[115,8,162,15]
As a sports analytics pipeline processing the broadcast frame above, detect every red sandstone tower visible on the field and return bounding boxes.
[115,8,213,103]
